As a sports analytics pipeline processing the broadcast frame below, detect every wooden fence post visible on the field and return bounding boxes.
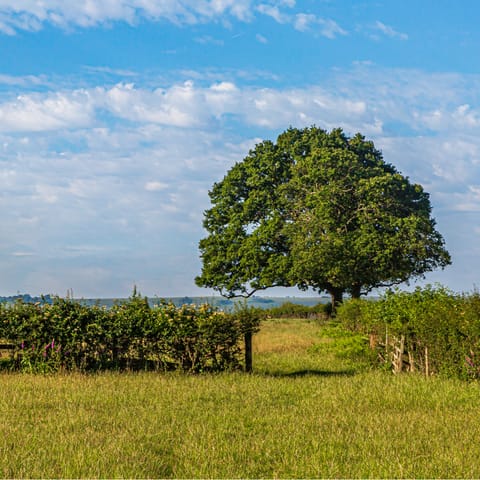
[244,330,253,373]
[392,335,405,374]
[408,350,415,372]
[425,346,429,377]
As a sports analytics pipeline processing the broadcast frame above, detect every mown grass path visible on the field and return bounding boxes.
[1,318,480,478]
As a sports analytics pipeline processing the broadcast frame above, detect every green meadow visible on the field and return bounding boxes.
[2,318,480,478]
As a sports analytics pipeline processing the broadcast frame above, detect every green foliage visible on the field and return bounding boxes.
[336,286,480,379]
[196,137,292,297]
[0,293,248,373]
[231,301,263,334]
[334,297,380,333]
[266,301,332,319]
[196,126,450,303]
[309,323,377,367]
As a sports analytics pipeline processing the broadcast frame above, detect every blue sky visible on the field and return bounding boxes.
[0,0,479,298]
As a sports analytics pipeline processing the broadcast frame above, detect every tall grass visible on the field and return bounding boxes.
[1,318,480,478]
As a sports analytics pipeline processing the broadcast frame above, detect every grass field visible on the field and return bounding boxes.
[2,318,480,478]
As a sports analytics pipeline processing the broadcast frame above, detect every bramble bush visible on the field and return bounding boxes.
[336,285,480,379]
[0,291,256,373]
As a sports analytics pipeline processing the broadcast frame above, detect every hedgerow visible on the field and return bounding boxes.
[266,301,332,319]
[336,285,480,379]
[0,292,259,373]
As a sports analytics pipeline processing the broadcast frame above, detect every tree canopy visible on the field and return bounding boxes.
[195,127,451,305]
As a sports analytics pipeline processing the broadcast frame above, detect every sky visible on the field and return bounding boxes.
[0,0,479,298]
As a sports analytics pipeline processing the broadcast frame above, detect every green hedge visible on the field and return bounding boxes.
[336,285,480,379]
[0,293,260,373]
[266,301,332,319]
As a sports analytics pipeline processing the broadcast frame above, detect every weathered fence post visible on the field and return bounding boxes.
[425,346,429,377]
[233,301,262,373]
[408,350,415,372]
[244,330,253,373]
[392,335,405,374]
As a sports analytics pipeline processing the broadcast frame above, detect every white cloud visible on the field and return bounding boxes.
[317,18,347,39]
[470,185,480,198]
[0,120,250,296]
[34,184,59,204]
[293,14,346,38]
[210,81,237,92]
[82,66,138,78]
[239,86,369,132]
[415,104,480,132]
[2,65,480,295]
[256,33,268,43]
[447,187,480,212]
[2,68,480,146]
[0,73,49,86]
[145,181,169,191]
[98,82,207,127]
[0,0,350,44]
[256,3,288,23]
[0,90,94,131]
[373,21,408,40]
[293,12,315,31]
[194,35,224,46]
[255,3,346,38]
[4,71,480,141]
[0,80,373,132]
[0,0,255,33]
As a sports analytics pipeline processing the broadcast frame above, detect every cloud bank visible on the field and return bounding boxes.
[1,65,479,295]
[0,0,349,38]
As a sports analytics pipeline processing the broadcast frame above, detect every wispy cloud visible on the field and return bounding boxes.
[0,73,50,87]
[256,3,289,23]
[0,0,256,34]
[256,33,268,43]
[257,3,346,38]
[2,65,480,295]
[0,1,347,40]
[370,21,408,40]
[294,14,347,38]
[82,66,138,78]
[194,35,224,46]
[447,186,480,212]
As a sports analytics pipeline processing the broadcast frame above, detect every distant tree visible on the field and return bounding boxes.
[196,126,451,307]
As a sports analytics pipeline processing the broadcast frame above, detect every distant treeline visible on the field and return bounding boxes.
[0,294,53,304]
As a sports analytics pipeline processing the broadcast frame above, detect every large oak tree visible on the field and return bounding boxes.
[196,127,451,306]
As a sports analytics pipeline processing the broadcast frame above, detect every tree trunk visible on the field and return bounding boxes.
[351,284,362,299]
[329,287,344,312]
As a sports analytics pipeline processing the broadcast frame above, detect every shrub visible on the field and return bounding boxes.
[266,301,331,319]
[336,285,480,380]
[0,293,248,373]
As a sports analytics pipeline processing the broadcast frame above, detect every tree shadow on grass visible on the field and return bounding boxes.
[261,368,357,378]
